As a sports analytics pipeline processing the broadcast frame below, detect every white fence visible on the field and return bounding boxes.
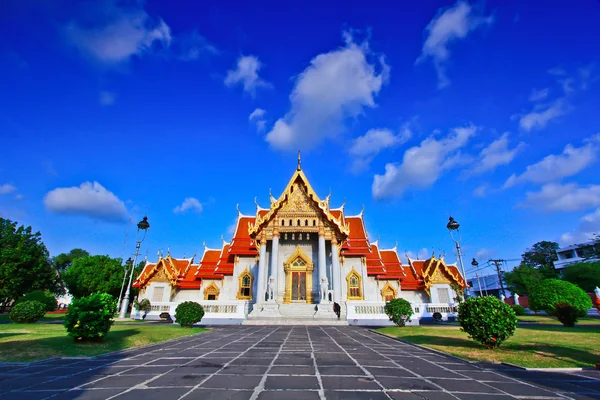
[346,302,459,326]
[134,300,249,324]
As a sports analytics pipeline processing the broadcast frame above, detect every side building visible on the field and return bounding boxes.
[132,161,466,325]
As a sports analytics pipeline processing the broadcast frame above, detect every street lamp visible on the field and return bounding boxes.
[117,258,133,311]
[447,216,468,298]
[471,258,485,297]
[118,216,150,318]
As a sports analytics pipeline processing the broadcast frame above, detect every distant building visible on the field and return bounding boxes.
[554,240,599,271]
[467,273,506,298]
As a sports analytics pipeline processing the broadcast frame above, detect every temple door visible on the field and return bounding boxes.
[291,272,307,301]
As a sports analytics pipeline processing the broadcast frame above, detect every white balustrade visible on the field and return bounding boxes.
[133,300,249,322]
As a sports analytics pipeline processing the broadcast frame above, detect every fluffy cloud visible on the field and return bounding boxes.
[505,134,599,187]
[470,133,525,175]
[66,2,171,65]
[560,207,600,245]
[44,182,128,221]
[521,183,600,212]
[173,197,203,214]
[349,126,411,172]
[249,108,267,132]
[99,91,116,106]
[518,100,566,132]
[372,125,476,199]
[265,32,389,151]
[224,55,270,96]
[529,88,549,102]
[472,184,488,198]
[417,1,493,88]
[405,247,430,262]
[0,184,17,195]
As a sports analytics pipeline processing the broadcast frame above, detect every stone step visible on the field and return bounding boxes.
[242,318,349,326]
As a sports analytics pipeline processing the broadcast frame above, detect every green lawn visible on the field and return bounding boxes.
[0,323,206,362]
[378,324,600,368]
[0,313,67,323]
[518,315,600,325]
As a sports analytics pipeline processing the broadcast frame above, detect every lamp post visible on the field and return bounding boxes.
[119,216,150,318]
[471,258,484,297]
[117,257,133,311]
[447,216,468,298]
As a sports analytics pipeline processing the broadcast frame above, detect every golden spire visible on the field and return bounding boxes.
[297,150,301,170]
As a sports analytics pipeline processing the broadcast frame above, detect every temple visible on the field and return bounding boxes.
[133,157,466,325]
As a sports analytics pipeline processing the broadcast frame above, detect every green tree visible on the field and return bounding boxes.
[52,248,90,273]
[0,218,59,309]
[62,255,125,298]
[521,241,559,278]
[529,279,593,316]
[503,264,545,295]
[561,261,600,292]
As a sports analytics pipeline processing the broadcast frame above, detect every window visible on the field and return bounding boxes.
[305,219,308,226]
[152,286,165,302]
[281,220,285,226]
[313,220,316,226]
[204,282,220,300]
[297,219,301,226]
[346,270,362,300]
[237,269,254,300]
[437,288,450,303]
[381,282,396,302]
[293,258,306,267]
[289,219,292,226]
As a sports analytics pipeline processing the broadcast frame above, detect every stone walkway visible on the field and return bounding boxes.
[0,326,599,399]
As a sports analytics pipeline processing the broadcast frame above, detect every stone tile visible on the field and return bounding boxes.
[146,372,209,387]
[318,366,366,376]
[171,365,221,375]
[454,370,514,382]
[81,375,153,389]
[396,392,458,400]
[0,390,65,400]
[365,366,418,378]
[201,375,262,389]
[324,391,389,400]
[315,358,356,366]
[428,378,502,394]
[218,365,269,375]
[111,387,191,399]
[264,376,320,390]
[485,381,561,397]
[268,366,315,375]
[274,357,313,366]
[452,395,518,400]
[376,377,441,391]
[320,376,380,390]
[231,358,273,366]
[146,358,195,366]
[50,388,127,400]
[188,389,255,400]
[121,366,176,375]
[258,390,320,400]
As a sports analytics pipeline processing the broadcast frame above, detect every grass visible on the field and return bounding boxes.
[0,313,66,322]
[0,323,206,362]
[379,324,600,368]
[518,315,600,325]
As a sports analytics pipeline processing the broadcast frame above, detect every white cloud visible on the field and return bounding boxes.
[417,1,493,88]
[349,126,411,172]
[249,108,267,132]
[521,183,600,212]
[505,134,599,187]
[472,184,488,198]
[173,197,203,214]
[265,32,389,151]
[175,31,218,61]
[99,91,116,106]
[529,88,549,102]
[66,2,171,65]
[560,207,600,245]
[474,248,490,260]
[44,182,128,221]
[372,125,476,199]
[224,55,270,96]
[470,133,525,175]
[518,100,566,132]
[0,184,17,195]
[405,247,430,262]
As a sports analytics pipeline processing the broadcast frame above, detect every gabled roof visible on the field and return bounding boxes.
[342,215,371,255]
[229,215,258,255]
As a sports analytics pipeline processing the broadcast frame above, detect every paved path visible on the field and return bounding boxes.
[0,326,599,399]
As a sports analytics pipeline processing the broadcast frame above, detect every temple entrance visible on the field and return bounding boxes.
[291,272,307,301]
[284,245,314,304]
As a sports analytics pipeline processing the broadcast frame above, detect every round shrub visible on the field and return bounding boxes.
[16,290,57,312]
[554,302,578,327]
[64,293,116,341]
[10,300,46,323]
[384,298,414,327]
[529,279,593,316]
[174,301,205,327]
[511,304,526,316]
[134,298,151,312]
[458,296,517,349]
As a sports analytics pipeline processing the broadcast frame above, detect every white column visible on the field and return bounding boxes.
[318,234,327,303]
[331,238,341,304]
[256,238,267,303]
[271,234,279,302]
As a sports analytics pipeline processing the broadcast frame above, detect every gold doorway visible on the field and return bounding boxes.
[284,245,314,303]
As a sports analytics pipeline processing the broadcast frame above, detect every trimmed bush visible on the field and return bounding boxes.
[529,279,593,316]
[10,300,46,323]
[175,301,204,327]
[554,302,579,327]
[64,293,116,341]
[511,304,526,316]
[384,298,414,327]
[458,296,517,349]
[16,290,57,312]
[134,298,151,312]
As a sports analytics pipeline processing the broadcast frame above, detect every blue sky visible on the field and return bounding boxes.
[1,0,599,279]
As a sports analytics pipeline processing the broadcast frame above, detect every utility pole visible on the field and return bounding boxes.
[488,259,507,298]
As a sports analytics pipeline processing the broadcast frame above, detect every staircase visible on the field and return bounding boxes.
[279,303,318,318]
[243,302,348,325]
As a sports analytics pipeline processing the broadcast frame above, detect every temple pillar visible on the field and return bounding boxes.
[256,238,267,303]
[331,237,341,304]
[318,233,327,303]
[270,233,279,302]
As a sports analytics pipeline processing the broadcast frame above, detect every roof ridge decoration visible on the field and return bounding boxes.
[248,162,349,237]
[421,255,465,294]
[134,257,179,289]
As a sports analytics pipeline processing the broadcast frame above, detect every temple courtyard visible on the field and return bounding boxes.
[1,326,599,400]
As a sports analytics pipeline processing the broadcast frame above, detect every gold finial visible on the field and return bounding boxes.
[297,150,301,170]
